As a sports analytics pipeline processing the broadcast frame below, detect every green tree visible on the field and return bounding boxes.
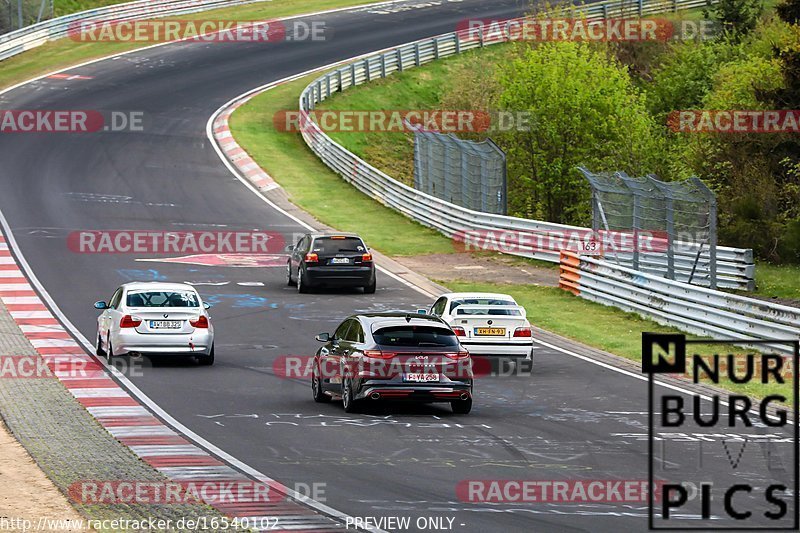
[648,42,730,118]
[496,42,666,224]
[704,0,764,41]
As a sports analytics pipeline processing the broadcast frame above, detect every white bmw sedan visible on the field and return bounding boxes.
[426,292,533,362]
[94,282,215,365]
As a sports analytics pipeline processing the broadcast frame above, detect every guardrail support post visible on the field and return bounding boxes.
[351,63,356,86]
[709,196,718,289]
[397,49,404,72]
[666,197,675,280]
[380,54,386,78]
[603,3,609,19]
[337,70,343,92]
[325,75,331,99]
[433,38,439,60]
[414,43,421,66]
[364,58,371,82]
[673,0,679,12]
[454,33,460,54]
[632,193,641,271]
[638,0,643,16]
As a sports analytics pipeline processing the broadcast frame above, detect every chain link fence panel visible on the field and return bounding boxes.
[413,130,507,215]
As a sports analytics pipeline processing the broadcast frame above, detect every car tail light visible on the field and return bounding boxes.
[451,326,466,337]
[304,252,318,263]
[513,327,532,338]
[361,253,372,262]
[190,315,209,328]
[445,351,470,359]
[363,350,395,359]
[120,315,142,328]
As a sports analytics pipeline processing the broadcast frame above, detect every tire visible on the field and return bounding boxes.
[451,397,472,414]
[312,364,331,403]
[342,378,357,413]
[286,262,296,286]
[363,276,376,294]
[105,337,114,364]
[96,333,105,356]
[197,344,215,366]
[297,267,310,294]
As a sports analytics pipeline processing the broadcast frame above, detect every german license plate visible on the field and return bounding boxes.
[150,320,181,329]
[404,373,439,383]
[475,327,505,336]
[330,257,350,264]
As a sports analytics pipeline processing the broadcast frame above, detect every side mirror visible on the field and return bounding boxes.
[94,301,109,310]
[315,332,330,342]
[416,309,427,315]
[287,244,295,251]
[203,302,211,310]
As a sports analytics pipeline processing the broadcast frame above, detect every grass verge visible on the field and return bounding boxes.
[0,0,386,91]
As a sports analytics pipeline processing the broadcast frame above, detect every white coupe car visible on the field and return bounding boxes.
[94,282,215,365]
[426,292,533,362]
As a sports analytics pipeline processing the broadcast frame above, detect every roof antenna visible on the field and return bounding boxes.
[405,313,411,322]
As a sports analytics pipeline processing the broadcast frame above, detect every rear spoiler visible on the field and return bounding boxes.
[453,304,527,318]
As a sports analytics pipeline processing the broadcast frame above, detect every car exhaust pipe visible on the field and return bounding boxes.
[370,392,381,400]
[459,392,470,401]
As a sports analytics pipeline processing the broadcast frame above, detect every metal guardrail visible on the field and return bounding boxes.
[298,0,755,290]
[0,0,267,62]
[558,251,799,355]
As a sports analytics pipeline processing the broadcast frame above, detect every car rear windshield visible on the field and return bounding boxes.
[455,308,522,316]
[127,291,199,307]
[449,298,515,312]
[312,237,366,254]
[373,325,459,347]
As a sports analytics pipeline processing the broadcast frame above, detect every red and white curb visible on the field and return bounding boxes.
[213,105,279,193]
[0,233,345,531]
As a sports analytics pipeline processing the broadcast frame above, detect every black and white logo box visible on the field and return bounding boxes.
[643,332,799,530]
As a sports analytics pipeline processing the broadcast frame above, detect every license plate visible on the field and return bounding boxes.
[404,373,439,383]
[149,320,182,329]
[475,327,505,336]
[330,257,350,264]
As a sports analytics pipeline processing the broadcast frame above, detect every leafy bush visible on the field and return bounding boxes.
[495,42,666,224]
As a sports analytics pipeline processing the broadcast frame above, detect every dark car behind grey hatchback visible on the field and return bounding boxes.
[312,313,474,414]
[287,233,376,293]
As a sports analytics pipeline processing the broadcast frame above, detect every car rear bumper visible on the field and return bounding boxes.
[305,266,374,286]
[114,330,213,356]
[356,379,472,402]
[459,340,533,358]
